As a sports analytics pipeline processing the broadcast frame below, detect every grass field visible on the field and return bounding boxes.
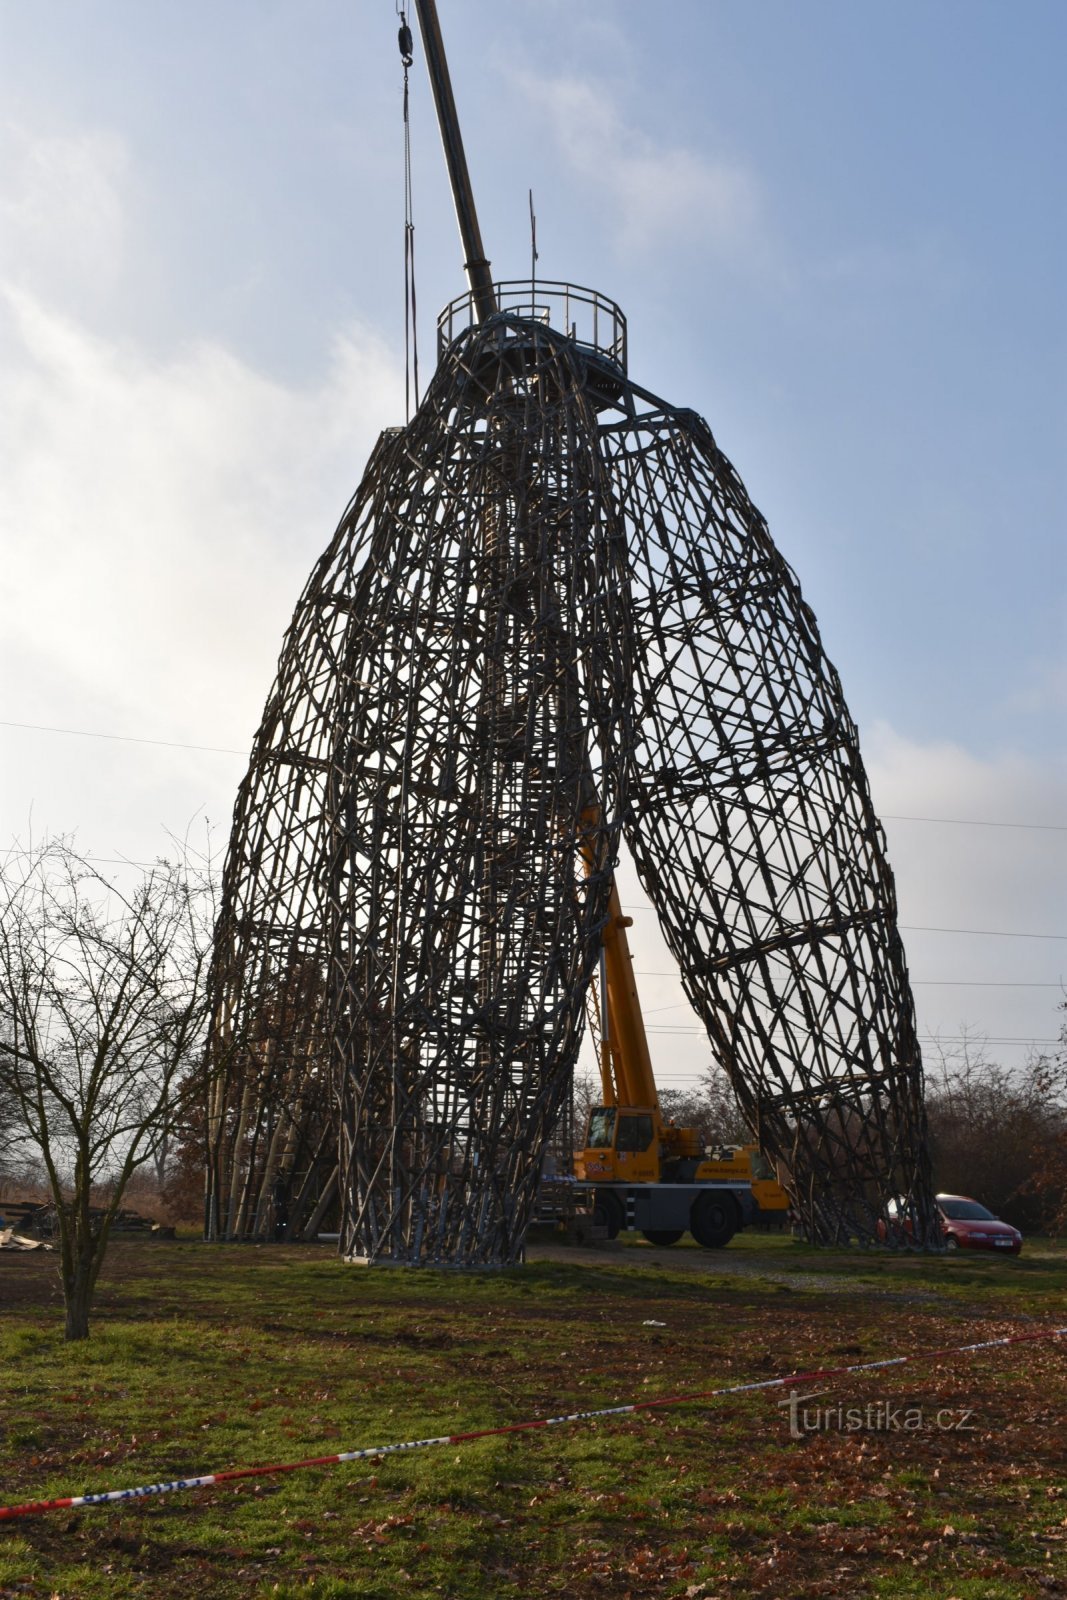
[1,1231,1065,1599]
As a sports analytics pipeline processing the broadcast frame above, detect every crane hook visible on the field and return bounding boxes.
[398,13,414,69]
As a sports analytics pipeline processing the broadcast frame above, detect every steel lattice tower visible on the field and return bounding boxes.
[202,4,937,1260]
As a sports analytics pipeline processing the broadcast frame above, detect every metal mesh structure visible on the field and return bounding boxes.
[204,282,938,1258]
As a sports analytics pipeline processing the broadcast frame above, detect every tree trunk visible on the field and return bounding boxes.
[61,1214,99,1341]
[64,1265,93,1341]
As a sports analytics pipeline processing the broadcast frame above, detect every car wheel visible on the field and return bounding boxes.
[593,1192,624,1239]
[690,1192,739,1249]
[642,1229,683,1247]
[945,1234,959,1251]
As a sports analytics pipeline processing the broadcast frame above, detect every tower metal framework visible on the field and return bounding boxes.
[203,278,937,1258]
[202,0,937,1259]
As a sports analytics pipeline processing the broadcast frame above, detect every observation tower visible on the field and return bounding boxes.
[203,1,938,1260]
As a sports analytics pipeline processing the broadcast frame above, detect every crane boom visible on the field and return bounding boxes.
[413,0,497,323]
[599,879,659,1113]
[578,807,660,1118]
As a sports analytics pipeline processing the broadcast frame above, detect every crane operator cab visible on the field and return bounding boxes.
[578,1104,707,1185]
[578,1106,659,1184]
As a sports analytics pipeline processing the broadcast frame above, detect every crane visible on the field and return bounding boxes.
[574,827,787,1246]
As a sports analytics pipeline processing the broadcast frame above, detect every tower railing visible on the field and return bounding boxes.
[437,280,627,372]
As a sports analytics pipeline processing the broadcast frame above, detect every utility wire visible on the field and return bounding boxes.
[626,903,1066,941]
[900,924,1067,941]
[640,1026,1060,1044]
[3,718,1064,834]
[2,838,1061,942]
[881,812,1067,833]
[631,969,1060,988]
[0,853,1053,1038]
[3,726,1065,942]
[0,719,246,756]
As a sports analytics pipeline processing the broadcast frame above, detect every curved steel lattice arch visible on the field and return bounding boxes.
[204,286,938,1258]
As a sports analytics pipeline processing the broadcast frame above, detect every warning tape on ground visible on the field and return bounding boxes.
[2,1324,1063,1521]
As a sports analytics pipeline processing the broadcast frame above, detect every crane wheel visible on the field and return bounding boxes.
[642,1229,683,1247]
[593,1192,624,1239]
[690,1192,739,1249]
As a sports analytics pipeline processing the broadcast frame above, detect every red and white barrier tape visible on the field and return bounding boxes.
[2,1324,1063,1521]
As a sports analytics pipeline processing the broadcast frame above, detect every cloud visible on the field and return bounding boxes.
[0,121,129,308]
[0,284,401,740]
[0,273,402,860]
[0,116,398,856]
[517,72,764,262]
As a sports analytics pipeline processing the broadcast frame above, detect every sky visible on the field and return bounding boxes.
[1,0,1064,1093]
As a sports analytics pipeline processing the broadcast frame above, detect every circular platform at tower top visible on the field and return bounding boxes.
[437,280,628,373]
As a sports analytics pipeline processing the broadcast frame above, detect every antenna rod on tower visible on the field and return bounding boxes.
[413,0,497,323]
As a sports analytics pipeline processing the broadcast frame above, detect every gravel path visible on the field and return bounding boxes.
[524,1239,944,1300]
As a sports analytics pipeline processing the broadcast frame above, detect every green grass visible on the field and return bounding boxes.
[1,1237,1064,1598]
[652,1225,1067,1306]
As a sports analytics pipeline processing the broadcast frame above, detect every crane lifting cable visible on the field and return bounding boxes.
[399,8,419,416]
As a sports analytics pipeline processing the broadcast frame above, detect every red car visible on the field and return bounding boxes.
[935,1194,1023,1254]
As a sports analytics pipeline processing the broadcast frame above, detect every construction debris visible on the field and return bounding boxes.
[0,1227,52,1252]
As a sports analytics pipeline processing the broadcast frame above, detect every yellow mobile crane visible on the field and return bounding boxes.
[572,863,788,1247]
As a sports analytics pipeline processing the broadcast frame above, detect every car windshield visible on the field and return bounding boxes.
[939,1199,995,1221]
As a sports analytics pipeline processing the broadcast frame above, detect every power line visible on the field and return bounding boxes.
[631,1062,1054,1082]
[0,849,155,868]
[5,836,1054,1036]
[1,853,1063,946]
[881,812,1066,833]
[0,849,1057,998]
[912,980,1062,988]
[3,721,1064,946]
[641,1026,1060,1044]
[918,979,1050,988]
[633,970,1060,988]
[2,719,1064,833]
[900,924,1067,941]
[640,994,1060,1022]
[0,718,246,757]
[627,904,1066,941]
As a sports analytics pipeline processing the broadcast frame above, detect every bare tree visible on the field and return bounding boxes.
[0,1072,21,1178]
[0,836,214,1338]
[1023,1003,1067,1231]
[698,1064,753,1147]
[923,1027,1067,1230]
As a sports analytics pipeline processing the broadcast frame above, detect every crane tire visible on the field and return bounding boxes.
[690,1191,739,1249]
[642,1229,684,1247]
[593,1191,624,1239]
